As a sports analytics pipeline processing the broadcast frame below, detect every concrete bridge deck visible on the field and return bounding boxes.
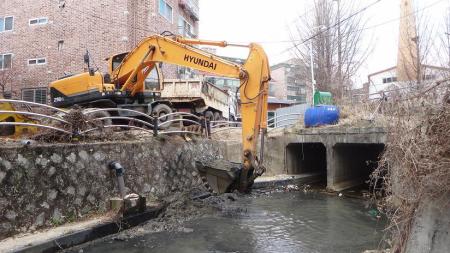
[222,127,387,191]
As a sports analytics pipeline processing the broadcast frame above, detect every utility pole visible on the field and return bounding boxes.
[310,39,316,105]
[309,25,326,105]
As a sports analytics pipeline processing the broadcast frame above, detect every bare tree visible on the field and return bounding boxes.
[290,0,371,100]
[438,7,450,70]
[0,68,16,97]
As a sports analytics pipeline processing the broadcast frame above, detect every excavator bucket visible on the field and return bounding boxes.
[196,160,242,194]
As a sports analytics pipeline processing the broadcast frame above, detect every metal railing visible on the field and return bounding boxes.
[0,100,212,139]
[1,99,306,139]
[208,112,304,134]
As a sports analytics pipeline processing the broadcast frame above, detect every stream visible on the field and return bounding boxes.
[75,190,385,253]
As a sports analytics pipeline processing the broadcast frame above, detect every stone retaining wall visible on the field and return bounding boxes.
[0,137,222,239]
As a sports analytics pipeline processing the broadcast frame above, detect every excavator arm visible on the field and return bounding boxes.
[112,35,270,192]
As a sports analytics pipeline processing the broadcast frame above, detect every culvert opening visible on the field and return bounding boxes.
[286,143,327,182]
[333,143,385,190]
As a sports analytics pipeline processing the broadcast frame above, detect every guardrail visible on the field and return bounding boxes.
[0,100,213,139]
[209,112,303,134]
[1,100,306,139]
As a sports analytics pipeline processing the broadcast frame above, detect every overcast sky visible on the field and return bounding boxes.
[199,0,449,86]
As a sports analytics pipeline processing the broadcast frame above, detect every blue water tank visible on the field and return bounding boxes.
[304,105,340,127]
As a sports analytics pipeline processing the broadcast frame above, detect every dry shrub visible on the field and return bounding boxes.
[33,106,105,142]
[371,81,450,252]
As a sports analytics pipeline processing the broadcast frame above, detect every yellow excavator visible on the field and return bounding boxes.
[0,96,37,138]
[49,34,270,192]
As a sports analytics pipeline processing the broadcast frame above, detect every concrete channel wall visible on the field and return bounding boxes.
[0,137,223,239]
[261,127,387,191]
[214,127,387,191]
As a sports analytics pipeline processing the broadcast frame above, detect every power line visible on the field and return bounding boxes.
[282,0,383,53]
[279,0,446,54]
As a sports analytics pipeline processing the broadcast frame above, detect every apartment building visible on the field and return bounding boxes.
[0,0,199,103]
[270,59,309,104]
[367,65,448,100]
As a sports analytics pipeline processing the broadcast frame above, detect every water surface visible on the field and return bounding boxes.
[80,191,385,253]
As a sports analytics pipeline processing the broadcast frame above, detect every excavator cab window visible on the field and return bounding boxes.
[144,63,163,91]
[111,52,128,72]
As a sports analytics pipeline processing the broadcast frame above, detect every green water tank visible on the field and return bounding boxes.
[313,91,333,106]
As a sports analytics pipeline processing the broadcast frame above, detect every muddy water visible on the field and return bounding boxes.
[80,191,385,253]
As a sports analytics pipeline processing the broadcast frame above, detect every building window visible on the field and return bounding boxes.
[287,86,300,92]
[28,58,47,66]
[287,95,306,103]
[29,17,48,26]
[178,16,194,37]
[423,74,436,80]
[0,53,12,70]
[0,16,14,32]
[382,76,397,84]
[159,0,173,22]
[58,40,64,51]
[22,88,48,104]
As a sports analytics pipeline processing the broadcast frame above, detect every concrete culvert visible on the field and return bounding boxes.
[333,143,385,191]
[286,143,327,182]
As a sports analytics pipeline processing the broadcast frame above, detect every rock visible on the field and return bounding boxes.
[17,154,29,167]
[41,202,50,209]
[52,208,62,222]
[25,203,35,212]
[35,212,45,226]
[0,198,9,210]
[87,194,96,204]
[66,186,76,195]
[50,154,62,164]
[75,161,84,170]
[78,186,87,196]
[36,157,49,167]
[143,184,151,193]
[66,153,77,163]
[181,227,194,233]
[5,210,17,221]
[48,189,58,201]
[74,198,82,206]
[93,151,106,161]
[0,171,6,183]
[47,167,56,177]
[1,222,12,231]
[0,160,12,171]
[78,150,89,161]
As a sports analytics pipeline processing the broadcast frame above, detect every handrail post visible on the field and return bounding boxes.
[153,117,158,137]
[206,119,211,139]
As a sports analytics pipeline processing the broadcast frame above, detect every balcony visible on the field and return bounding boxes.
[179,0,199,21]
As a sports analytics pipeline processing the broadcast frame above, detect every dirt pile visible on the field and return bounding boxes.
[107,190,243,241]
